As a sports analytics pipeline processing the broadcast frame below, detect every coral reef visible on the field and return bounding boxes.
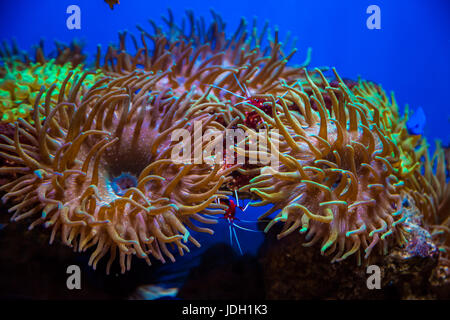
[0,10,448,288]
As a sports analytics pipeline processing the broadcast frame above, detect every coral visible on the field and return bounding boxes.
[0,39,97,123]
[354,81,450,272]
[0,61,103,123]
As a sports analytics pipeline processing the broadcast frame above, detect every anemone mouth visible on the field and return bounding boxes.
[110,172,138,196]
[101,143,154,184]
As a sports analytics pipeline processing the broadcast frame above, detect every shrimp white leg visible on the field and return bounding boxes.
[242,200,252,211]
[228,222,233,247]
[232,224,243,255]
[233,223,262,233]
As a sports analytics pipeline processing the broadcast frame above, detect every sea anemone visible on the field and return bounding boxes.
[0,39,87,69]
[421,143,450,273]
[97,9,310,100]
[236,68,432,264]
[0,70,233,273]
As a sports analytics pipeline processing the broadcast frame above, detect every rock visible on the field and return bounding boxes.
[258,199,447,299]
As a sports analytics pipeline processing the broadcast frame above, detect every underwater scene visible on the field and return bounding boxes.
[0,0,449,302]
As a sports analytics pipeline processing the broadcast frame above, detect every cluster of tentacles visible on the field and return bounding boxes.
[98,9,308,99]
[0,69,239,273]
[0,10,448,273]
[235,68,449,264]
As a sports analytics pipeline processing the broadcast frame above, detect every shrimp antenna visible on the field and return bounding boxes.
[275,82,291,103]
[278,90,290,100]
[275,91,290,104]
[233,223,263,233]
[234,189,240,208]
[209,84,246,99]
[236,196,252,212]
[233,73,250,97]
